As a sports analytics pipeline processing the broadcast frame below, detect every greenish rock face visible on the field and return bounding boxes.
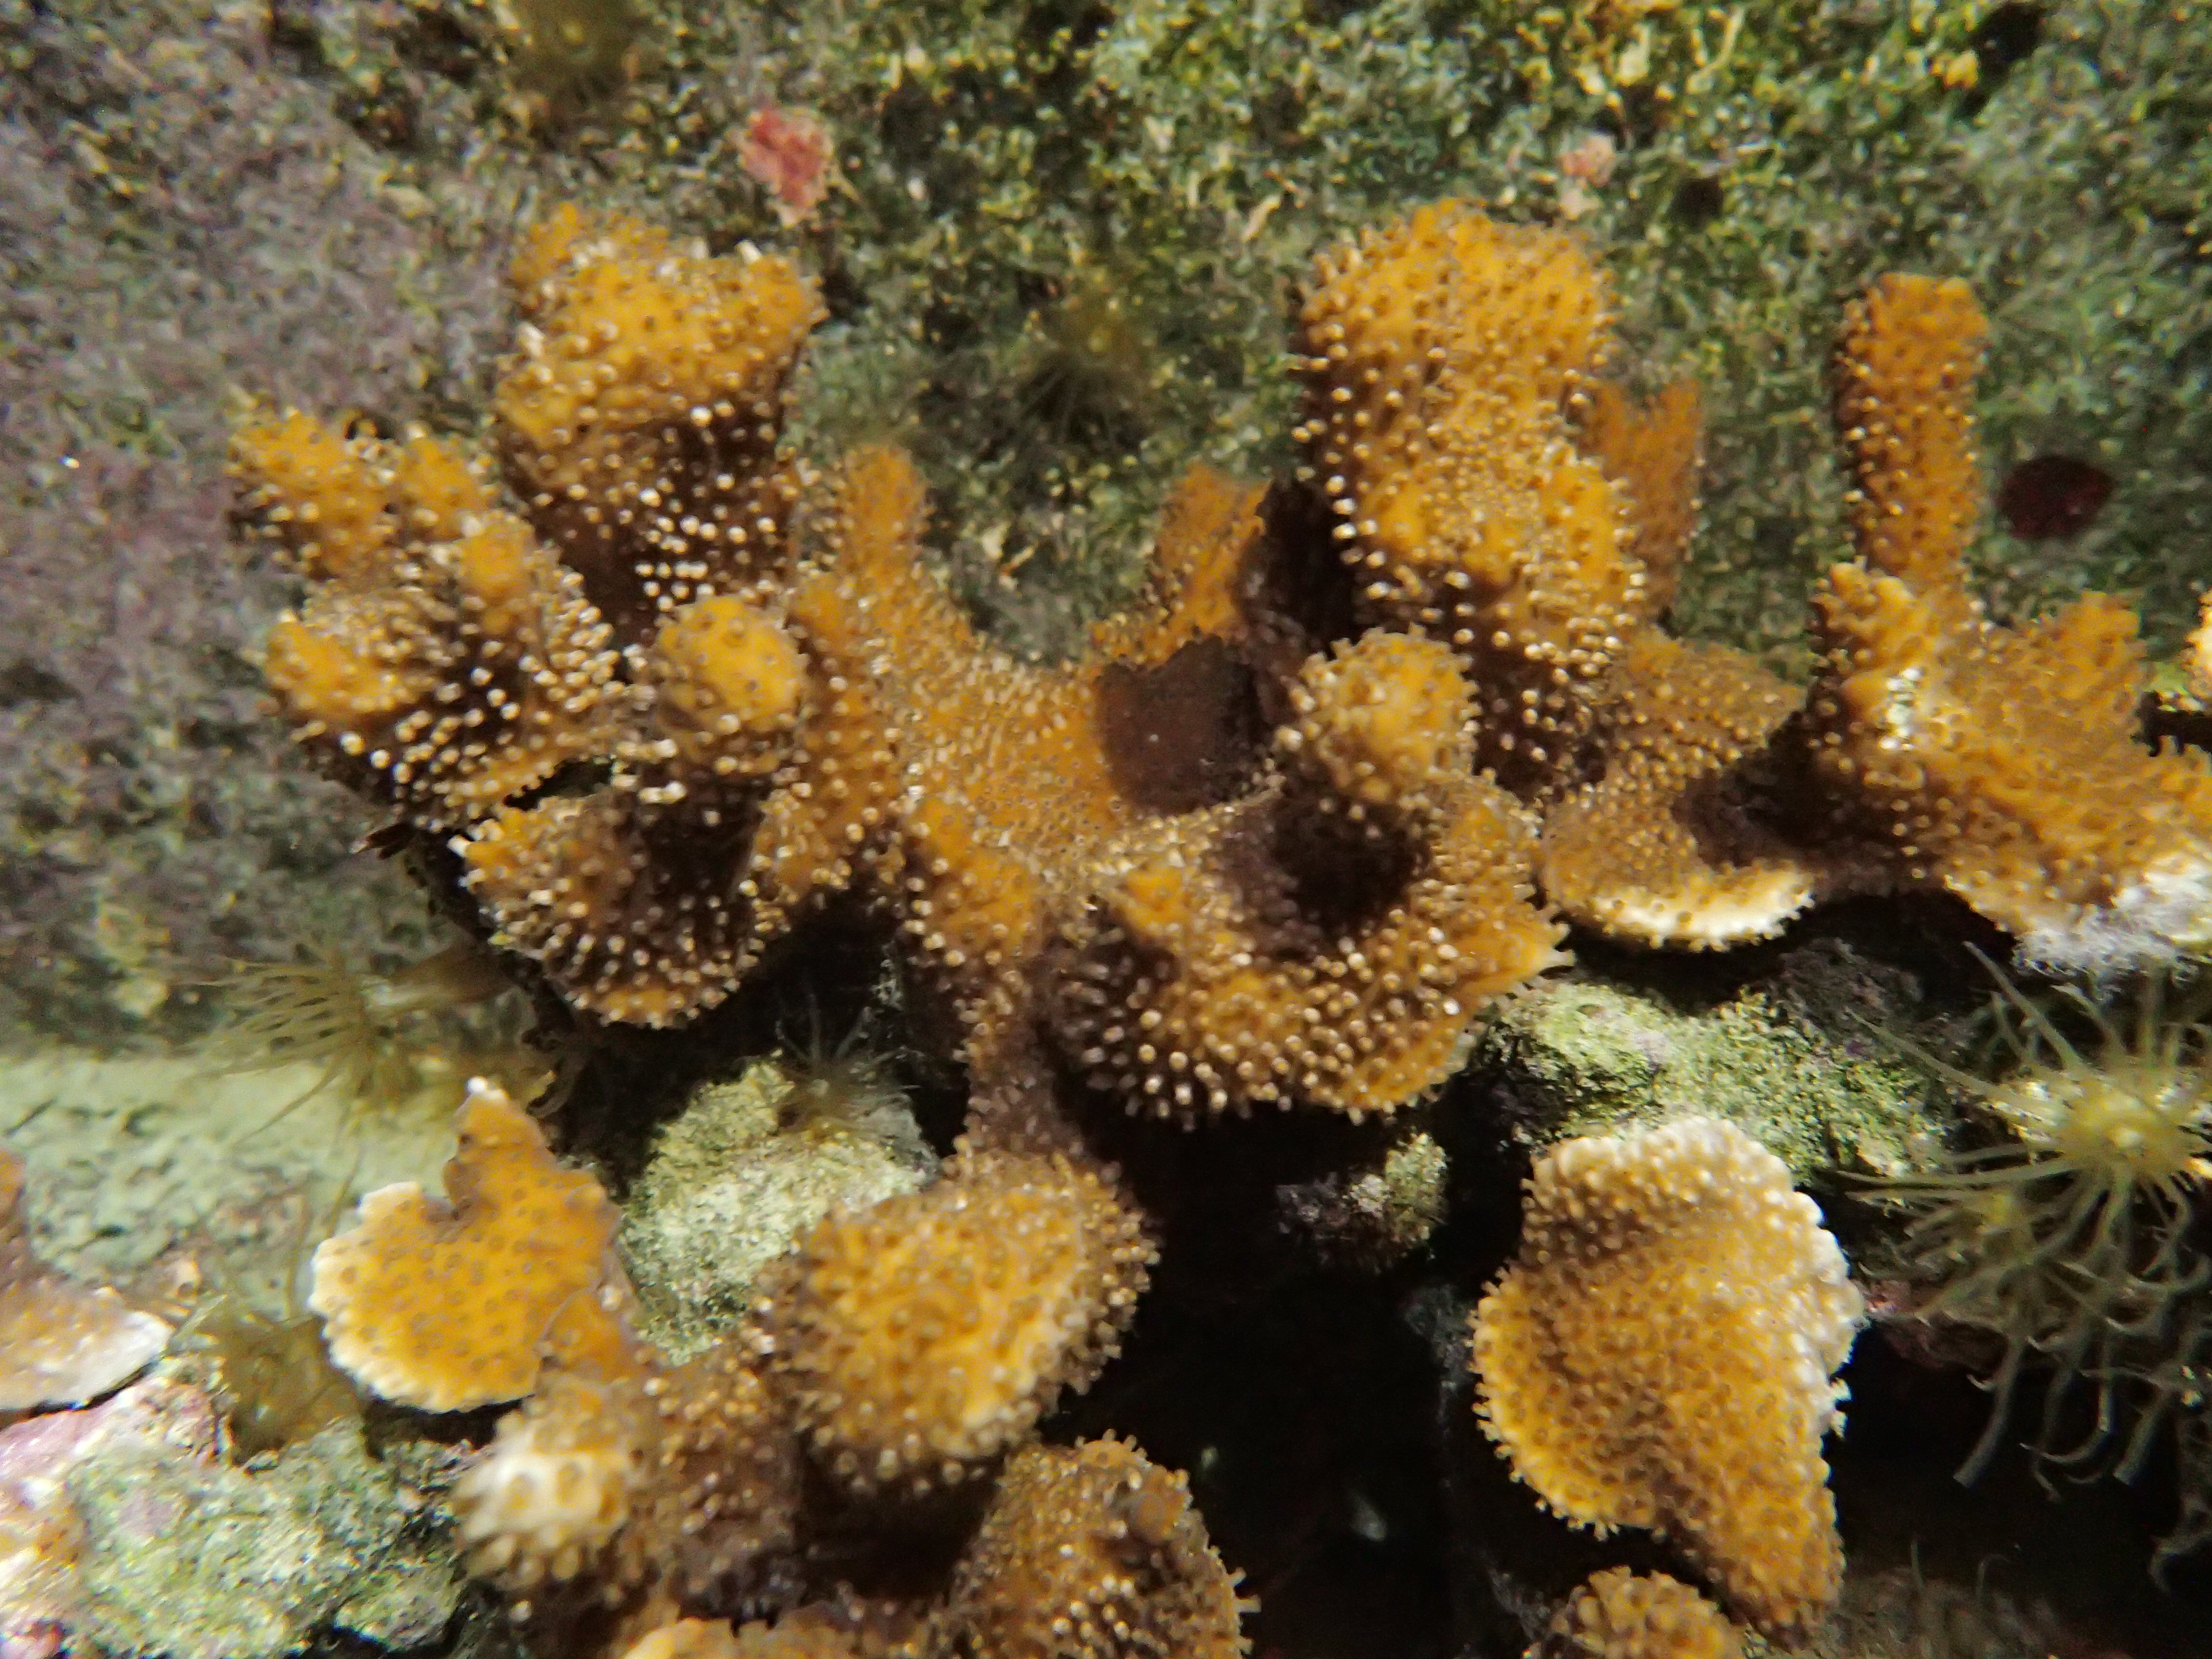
[69,1421,464,1659]
[1477,944,1941,1184]
[618,1059,938,1361]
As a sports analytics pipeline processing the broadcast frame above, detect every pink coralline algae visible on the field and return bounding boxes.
[0,1378,222,1659]
[739,106,833,224]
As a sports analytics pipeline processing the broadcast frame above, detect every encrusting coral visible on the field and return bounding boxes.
[747,1149,1154,1498]
[308,1078,624,1412]
[1470,1117,1865,1643]
[1527,1568,1743,1659]
[231,189,2212,1650]
[0,1147,172,1412]
[947,1435,1254,1659]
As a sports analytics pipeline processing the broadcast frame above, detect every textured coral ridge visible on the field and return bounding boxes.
[1802,274,2212,972]
[1291,204,2212,966]
[749,1149,1155,1497]
[309,1078,625,1412]
[233,209,893,1026]
[1290,202,1819,949]
[237,203,1565,1100]
[312,1093,1174,1645]
[947,1435,1254,1659]
[1045,628,1565,1121]
[0,1147,171,1412]
[1470,1117,1865,1643]
[1527,1569,1743,1659]
[811,447,1561,1121]
[1293,205,1650,792]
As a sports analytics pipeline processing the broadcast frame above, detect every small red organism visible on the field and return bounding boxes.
[740,106,833,226]
[1996,452,2112,540]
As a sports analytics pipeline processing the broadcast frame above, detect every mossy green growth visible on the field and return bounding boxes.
[1278,1126,1450,1272]
[618,1057,937,1360]
[1478,944,1940,1183]
[70,1420,465,1659]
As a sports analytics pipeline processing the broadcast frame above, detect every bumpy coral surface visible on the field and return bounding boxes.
[1470,1117,1864,1643]
[455,1340,801,1618]
[1048,631,1563,1121]
[0,1147,171,1411]
[233,417,623,830]
[239,207,1565,1060]
[1802,273,2212,973]
[1293,204,1647,791]
[948,1435,1254,1659]
[499,204,824,638]
[750,1151,1154,1498]
[233,209,896,1028]
[1538,633,1820,949]
[1528,1568,1742,1659]
[308,1079,622,1411]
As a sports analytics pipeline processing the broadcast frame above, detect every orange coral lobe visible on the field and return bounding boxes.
[229,408,395,584]
[950,1435,1254,1659]
[1296,205,1646,791]
[1835,273,1987,596]
[1530,1569,1743,1659]
[752,1152,1154,1497]
[309,1079,622,1412]
[498,206,823,637]
[1471,1117,1863,1642]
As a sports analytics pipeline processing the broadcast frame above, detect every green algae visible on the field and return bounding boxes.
[1478,943,1942,1183]
[71,1421,465,1659]
[617,1058,936,1361]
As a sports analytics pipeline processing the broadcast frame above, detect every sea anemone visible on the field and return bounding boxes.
[1867,959,2212,1490]
[201,935,549,1125]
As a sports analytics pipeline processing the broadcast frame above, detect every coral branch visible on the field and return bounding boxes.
[1470,1117,1864,1642]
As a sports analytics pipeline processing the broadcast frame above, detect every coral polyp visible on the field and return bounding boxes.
[1870,964,2212,1488]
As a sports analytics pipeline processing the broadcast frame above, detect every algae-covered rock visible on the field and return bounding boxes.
[619,1058,938,1360]
[1276,1127,1450,1272]
[70,1419,464,1659]
[1478,943,1938,1182]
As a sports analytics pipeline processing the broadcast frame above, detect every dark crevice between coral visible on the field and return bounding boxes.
[1055,1105,1463,1656]
[1098,638,1268,813]
[1835,1333,2212,1654]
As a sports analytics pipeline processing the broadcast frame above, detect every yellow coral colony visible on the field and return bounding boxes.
[1804,272,2212,972]
[309,1078,623,1411]
[1470,1118,1865,1643]
[454,1339,802,1620]
[948,1435,1254,1659]
[234,210,896,1027]
[1294,205,1647,793]
[1528,1568,1743,1659]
